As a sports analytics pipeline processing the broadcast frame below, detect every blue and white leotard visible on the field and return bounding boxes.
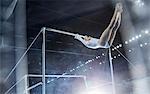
[74,34,110,49]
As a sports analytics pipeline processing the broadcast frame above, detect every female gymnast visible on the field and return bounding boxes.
[74,3,123,49]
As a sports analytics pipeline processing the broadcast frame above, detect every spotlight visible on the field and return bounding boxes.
[129,50,132,52]
[132,37,135,40]
[117,46,119,48]
[125,41,128,44]
[139,34,142,37]
[129,39,132,42]
[92,59,95,61]
[136,36,139,39]
[88,60,92,62]
[140,44,143,47]
[144,43,148,45]
[97,56,101,58]
[145,30,149,34]
[96,56,99,59]
[85,61,89,64]
[119,44,122,47]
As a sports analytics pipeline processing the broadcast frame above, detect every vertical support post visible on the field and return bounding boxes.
[109,48,116,94]
[42,27,46,94]
[83,76,88,89]
[24,75,29,94]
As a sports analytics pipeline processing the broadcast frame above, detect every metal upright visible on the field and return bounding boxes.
[42,27,46,94]
[109,48,116,94]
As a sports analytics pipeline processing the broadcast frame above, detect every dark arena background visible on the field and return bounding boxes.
[0,0,150,94]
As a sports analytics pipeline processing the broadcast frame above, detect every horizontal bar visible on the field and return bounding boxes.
[28,74,86,78]
[46,28,76,36]
[27,82,42,91]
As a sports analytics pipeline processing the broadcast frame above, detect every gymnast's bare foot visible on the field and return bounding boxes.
[116,3,123,13]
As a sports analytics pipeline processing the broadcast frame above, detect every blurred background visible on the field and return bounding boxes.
[0,0,150,94]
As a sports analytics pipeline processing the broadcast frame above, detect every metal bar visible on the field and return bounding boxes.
[5,0,18,20]
[24,75,29,94]
[109,48,116,94]
[4,29,42,82]
[46,28,76,36]
[24,75,27,94]
[83,76,88,89]
[26,82,43,91]
[42,27,46,94]
[28,74,86,78]
[5,75,26,94]
[46,28,85,37]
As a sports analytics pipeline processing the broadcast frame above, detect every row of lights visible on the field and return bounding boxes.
[125,30,149,44]
[111,30,149,55]
[68,53,106,73]
[125,34,142,44]
[140,42,149,47]
[47,52,125,83]
[112,44,122,51]
[111,54,121,60]
[128,42,149,53]
[111,31,149,60]
[47,53,107,83]
[134,0,145,7]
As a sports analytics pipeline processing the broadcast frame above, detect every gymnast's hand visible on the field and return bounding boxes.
[83,35,92,41]
[74,34,92,41]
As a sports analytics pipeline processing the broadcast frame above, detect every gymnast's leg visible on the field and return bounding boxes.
[98,3,122,47]
[108,13,121,46]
